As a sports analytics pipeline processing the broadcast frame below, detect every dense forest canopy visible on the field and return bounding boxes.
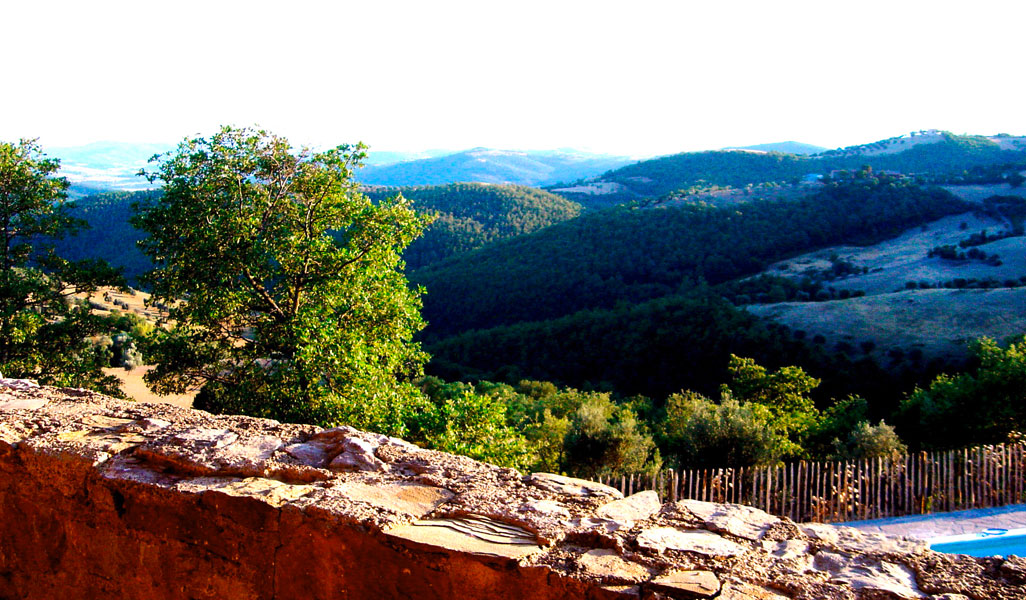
[365,183,582,270]
[413,180,970,337]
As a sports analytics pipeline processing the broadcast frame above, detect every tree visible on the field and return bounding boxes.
[0,140,123,392]
[899,336,1026,448]
[133,127,431,435]
[722,355,822,458]
[660,390,785,468]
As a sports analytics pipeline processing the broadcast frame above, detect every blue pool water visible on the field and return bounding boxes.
[930,528,1026,558]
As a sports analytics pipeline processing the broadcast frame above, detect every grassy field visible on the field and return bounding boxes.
[748,287,1026,364]
[765,212,1026,296]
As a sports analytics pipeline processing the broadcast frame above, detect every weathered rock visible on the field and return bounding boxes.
[386,515,543,559]
[338,481,453,517]
[597,490,661,524]
[328,435,388,472]
[578,549,653,583]
[813,550,925,599]
[802,522,928,555]
[0,384,1021,600]
[519,499,571,518]
[636,527,748,557]
[570,516,629,534]
[676,499,781,541]
[763,539,812,561]
[718,580,791,599]
[648,570,720,598]
[177,476,317,507]
[0,397,49,410]
[527,472,623,499]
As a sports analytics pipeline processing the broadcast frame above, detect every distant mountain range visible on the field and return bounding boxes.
[550,131,1026,204]
[357,148,634,187]
[50,142,171,196]
[44,132,1026,196]
[47,142,634,192]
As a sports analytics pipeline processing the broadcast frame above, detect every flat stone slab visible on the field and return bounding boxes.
[676,499,780,541]
[719,581,791,599]
[813,550,925,599]
[519,499,571,518]
[636,527,748,557]
[802,523,927,555]
[387,515,542,559]
[340,481,453,518]
[177,476,316,507]
[597,490,661,524]
[648,570,720,598]
[0,398,49,411]
[579,549,653,583]
[527,473,623,499]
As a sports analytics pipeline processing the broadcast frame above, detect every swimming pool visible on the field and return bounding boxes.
[930,528,1026,558]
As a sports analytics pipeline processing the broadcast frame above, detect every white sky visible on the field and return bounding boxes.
[2,0,1024,157]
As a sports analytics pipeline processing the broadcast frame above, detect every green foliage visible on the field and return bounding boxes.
[577,151,814,200]
[721,355,821,459]
[899,336,1026,448]
[53,190,158,284]
[833,421,907,460]
[366,183,581,270]
[412,377,534,471]
[660,391,786,468]
[134,127,431,436]
[562,392,661,478]
[0,139,123,393]
[414,180,968,338]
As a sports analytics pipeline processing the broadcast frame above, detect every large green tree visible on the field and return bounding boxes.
[134,127,432,435]
[899,336,1026,448]
[0,140,123,392]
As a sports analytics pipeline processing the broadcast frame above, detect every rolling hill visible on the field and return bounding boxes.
[411,180,969,338]
[365,183,582,270]
[549,131,1026,205]
[53,183,582,282]
[357,148,633,187]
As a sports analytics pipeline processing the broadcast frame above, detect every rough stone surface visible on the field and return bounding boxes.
[802,522,928,555]
[648,570,721,597]
[527,472,624,499]
[0,382,1023,600]
[719,580,792,599]
[636,527,749,557]
[813,550,926,599]
[596,490,661,524]
[578,549,653,583]
[386,515,542,559]
[676,499,781,541]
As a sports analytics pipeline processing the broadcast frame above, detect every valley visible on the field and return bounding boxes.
[18,127,1026,474]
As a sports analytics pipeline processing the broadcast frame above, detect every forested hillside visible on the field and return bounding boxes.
[552,132,1026,204]
[426,290,918,413]
[52,190,156,282]
[366,183,582,269]
[358,147,631,187]
[52,184,581,281]
[412,180,970,337]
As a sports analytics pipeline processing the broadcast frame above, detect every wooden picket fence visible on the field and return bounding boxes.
[593,442,1026,523]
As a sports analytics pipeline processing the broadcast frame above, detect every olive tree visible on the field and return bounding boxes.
[134,127,432,435]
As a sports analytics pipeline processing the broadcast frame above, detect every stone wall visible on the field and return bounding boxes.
[0,380,1023,599]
